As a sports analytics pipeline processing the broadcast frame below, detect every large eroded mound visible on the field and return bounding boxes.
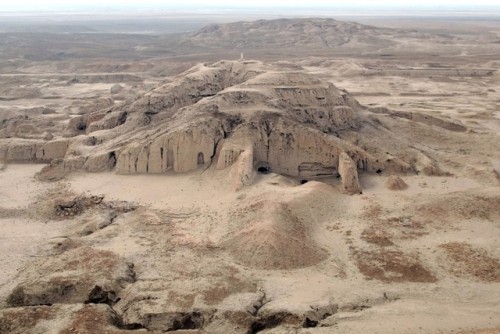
[1,59,472,194]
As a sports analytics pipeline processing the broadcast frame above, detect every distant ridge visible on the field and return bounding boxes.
[182,18,397,49]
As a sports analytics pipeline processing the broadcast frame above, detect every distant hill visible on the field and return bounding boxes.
[181,18,398,49]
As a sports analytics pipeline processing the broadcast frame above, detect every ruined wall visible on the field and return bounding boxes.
[369,107,466,132]
[215,140,255,190]
[338,152,362,194]
[251,118,415,183]
[0,139,69,163]
[116,123,225,174]
[216,141,245,170]
[229,149,255,191]
[209,115,412,184]
[247,119,383,179]
[258,127,341,178]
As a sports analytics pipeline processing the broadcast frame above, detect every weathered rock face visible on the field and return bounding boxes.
[2,59,453,193]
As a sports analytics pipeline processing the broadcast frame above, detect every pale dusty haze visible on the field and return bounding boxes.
[1,0,500,10]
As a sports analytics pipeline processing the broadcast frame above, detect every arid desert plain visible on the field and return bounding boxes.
[0,9,499,334]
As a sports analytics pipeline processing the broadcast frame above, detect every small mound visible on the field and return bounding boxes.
[110,83,123,94]
[223,201,326,270]
[385,175,408,191]
[224,221,326,270]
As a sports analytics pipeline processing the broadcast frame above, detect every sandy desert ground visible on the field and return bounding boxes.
[0,12,499,334]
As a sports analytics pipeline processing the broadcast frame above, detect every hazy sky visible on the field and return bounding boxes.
[2,0,500,11]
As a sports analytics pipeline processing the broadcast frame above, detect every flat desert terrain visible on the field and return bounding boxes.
[0,11,499,334]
